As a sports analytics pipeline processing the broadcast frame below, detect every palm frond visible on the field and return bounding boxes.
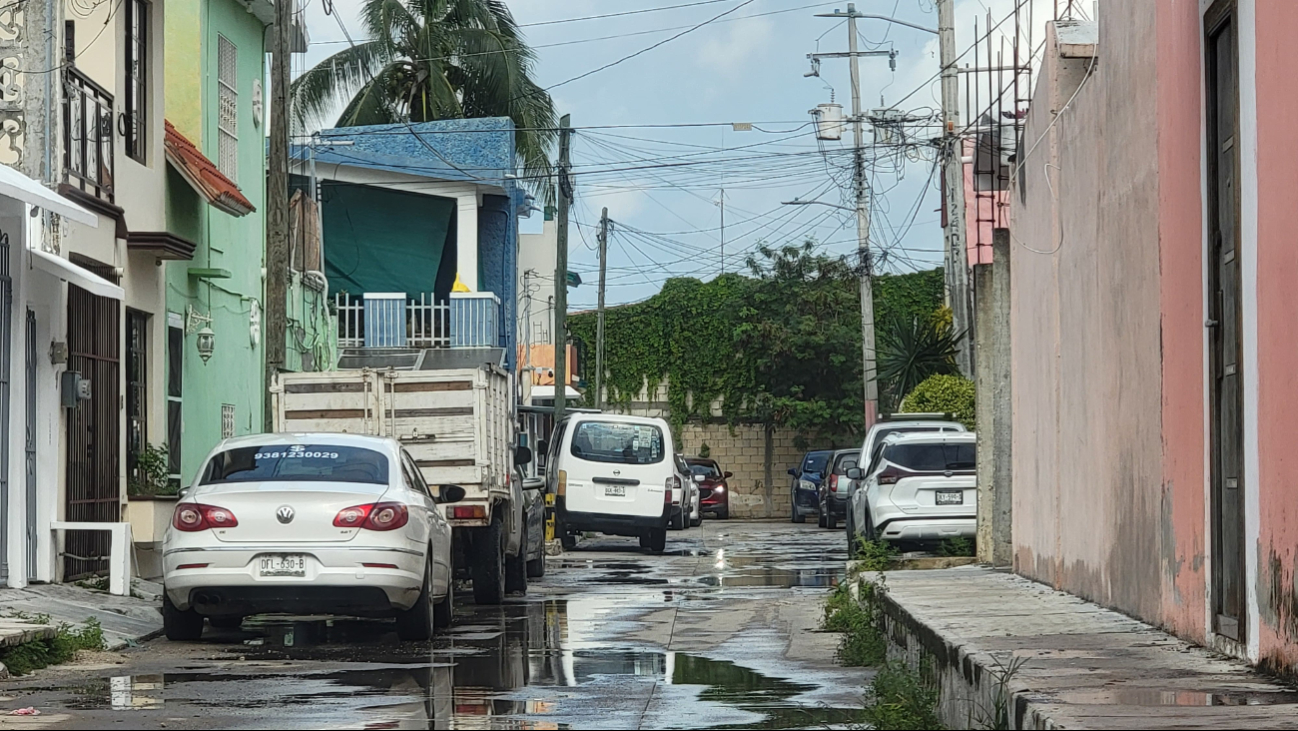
[291,41,391,133]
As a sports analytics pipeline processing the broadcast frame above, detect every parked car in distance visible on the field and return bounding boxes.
[670,454,700,530]
[848,431,977,546]
[818,449,860,530]
[162,433,462,642]
[687,458,732,520]
[789,450,833,524]
[550,413,676,554]
[846,415,968,549]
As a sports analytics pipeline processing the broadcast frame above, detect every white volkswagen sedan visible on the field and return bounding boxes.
[162,433,463,642]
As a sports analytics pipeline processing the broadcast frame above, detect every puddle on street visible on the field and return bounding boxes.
[30,597,858,729]
[1050,688,1298,706]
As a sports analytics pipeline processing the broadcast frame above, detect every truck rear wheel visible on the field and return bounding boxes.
[472,518,507,605]
[505,534,528,595]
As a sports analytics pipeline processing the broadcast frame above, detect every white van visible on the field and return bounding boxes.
[547,413,676,553]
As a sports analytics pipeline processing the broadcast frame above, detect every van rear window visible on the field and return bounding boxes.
[201,445,390,485]
[570,422,664,465]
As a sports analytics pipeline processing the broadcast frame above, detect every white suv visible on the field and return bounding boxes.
[848,431,977,545]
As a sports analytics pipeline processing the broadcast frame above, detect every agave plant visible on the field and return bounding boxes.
[291,0,556,199]
[877,314,964,409]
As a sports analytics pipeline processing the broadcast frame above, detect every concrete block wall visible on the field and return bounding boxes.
[678,423,804,519]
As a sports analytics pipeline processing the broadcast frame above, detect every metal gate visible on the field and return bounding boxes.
[25,309,36,578]
[65,263,120,580]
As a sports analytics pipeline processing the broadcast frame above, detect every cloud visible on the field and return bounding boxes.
[694,17,777,78]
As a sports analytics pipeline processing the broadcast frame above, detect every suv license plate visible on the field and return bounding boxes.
[259,554,306,577]
[604,485,626,497]
[935,490,963,506]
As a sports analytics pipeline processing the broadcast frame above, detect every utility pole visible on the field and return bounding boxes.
[938,0,972,376]
[264,0,292,431]
[813,3,889,427]
[718,189,725,274]
[594,207,610,411]
[554,115,573,425]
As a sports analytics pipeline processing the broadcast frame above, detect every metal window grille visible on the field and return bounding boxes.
[221,404,235,439]
[217,35,238,180]
[124,0,148,162]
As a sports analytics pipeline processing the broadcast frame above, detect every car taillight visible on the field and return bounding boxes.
[877,468,901,485]
[830,474,839,491]
[334,502,410,531]
[172,504,239,532]
[449,505,487,520]
[664,477,674,505]
[557,469,567,497]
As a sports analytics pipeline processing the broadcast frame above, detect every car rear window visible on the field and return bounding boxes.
[884,442,976,472]
[833,453,860,474]
[570,421,665,465]
[802,452,830,473]
[201,445,391,485]
[689,462,721,478]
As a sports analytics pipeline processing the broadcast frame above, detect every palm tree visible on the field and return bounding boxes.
[292,0,556,199]
[877,314,964,411]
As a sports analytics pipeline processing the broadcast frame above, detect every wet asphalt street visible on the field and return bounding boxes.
[2,521,863,730]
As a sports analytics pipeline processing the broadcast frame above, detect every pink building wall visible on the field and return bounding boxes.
[963,138,1005,267]
[1253,0,1298,674]
[1010,0,1298,674]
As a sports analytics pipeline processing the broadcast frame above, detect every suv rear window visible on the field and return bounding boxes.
[833,453,860,474]
[570,421,665,465]
[802,452,830,474]
[884,442,976,472]
[201,445,391,485]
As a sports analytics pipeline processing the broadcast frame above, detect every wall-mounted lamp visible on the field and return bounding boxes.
[196,326,215,364]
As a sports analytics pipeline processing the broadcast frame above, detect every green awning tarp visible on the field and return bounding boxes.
[322,181,454,298]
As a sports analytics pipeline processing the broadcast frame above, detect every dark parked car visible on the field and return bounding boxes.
[687,458,732,520]
[789,450,833,524]
[817,449,860,530]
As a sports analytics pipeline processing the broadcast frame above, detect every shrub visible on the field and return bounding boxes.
[899,374,975,430]
[0,618,106,676]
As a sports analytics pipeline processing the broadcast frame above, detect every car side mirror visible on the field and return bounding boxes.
[846,468,863,480]
[692,474,704,483]
[439,485,467,504]
[515,446,533,467]
[723,471,733,479]
[787,468,797,477]
[537,439,549,455]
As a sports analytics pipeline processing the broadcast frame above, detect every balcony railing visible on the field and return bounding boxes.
[335,292,504,351]
[63,68,114,203]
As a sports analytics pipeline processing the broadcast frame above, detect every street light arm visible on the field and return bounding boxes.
[814,11,938,34]
[781,199,855,212]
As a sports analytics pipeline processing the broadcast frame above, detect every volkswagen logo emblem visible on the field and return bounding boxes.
[276,505,295,524]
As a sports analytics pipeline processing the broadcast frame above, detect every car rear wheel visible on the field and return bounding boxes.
[163,595,204,642]
[717,506,729,520]
[208,616,243,630]
[791,497,806,524]
[506,544,528,596]
[817,503,827,528]
[527,548,546,578]
[645,528,667,554]
[472,518,507,605]
[672,508,686,531]
[397,557,436,641]
[433,584,454,629]
[864,510,878,542]
[846,512,857,553]
[690,513,703,527]
[825,509,838,530]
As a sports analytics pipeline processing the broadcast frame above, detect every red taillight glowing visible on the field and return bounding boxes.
[333,502,409,531]
[172,504,239,532]
[449,505,488,520]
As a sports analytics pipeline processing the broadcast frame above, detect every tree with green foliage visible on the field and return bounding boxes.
[899,374,976,429]
[877,311,963,412]
[290,0,556,200]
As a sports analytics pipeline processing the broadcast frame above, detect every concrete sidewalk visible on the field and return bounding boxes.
[876,566,1298,729]
[0,581,162,652]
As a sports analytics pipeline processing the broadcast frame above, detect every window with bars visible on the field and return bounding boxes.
[167,322,183,487]
[124,0,148,162]
[217,35,238,180]
[221,404,235,439]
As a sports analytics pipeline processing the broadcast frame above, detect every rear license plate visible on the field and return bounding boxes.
[258,554,306,577]
[604,485,626,497]
[935,490,963,506]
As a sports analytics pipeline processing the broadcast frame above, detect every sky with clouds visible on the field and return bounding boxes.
[298,0,1065,308]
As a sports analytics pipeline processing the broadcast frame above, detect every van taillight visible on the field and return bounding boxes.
[664,476,675,504]
[830,474,839,491]
[557,470,567,497]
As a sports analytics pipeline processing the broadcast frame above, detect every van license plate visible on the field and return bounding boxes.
[604,485,626,497]
[935,490,963,506]
[258,554,306,577]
